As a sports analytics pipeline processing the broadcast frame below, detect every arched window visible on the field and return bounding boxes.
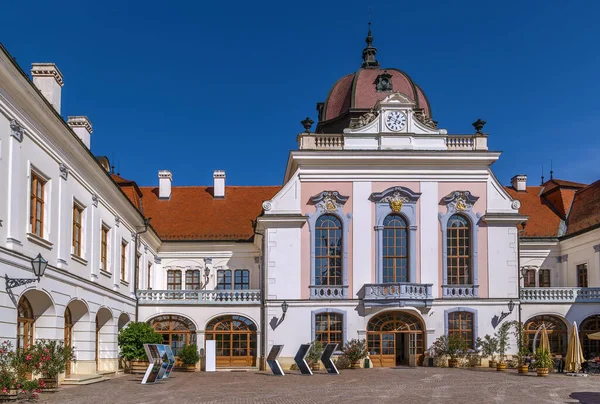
[314,312,343,346]
[525,315,567,355]
[448,311,474,349]
[17,296,34,350]
[447,215,472,285]
[382,214,408,283]
[580,315,600,357]
[64,306,73,375]
[167,270,182,290]
[315,214,342,286]
[185,270,200,290]
[149,315,196,356]
[205,315,257,367]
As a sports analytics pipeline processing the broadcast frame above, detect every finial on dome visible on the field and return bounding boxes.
[361,22,379,68]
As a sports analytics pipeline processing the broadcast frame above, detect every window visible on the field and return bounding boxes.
[186,270,201,290]
[524,269,536,288]
[30,173,45,237]
[72,204,83,257]
[17,296,34,350]
[150,315,196,356]
[217,269,232,290]
[577,263,588,288]
[167,270,182,290]
[147,263,152,289]
[100,225,109,271]
[315,214,342,286]
[448,311,474,349]
[234,269,249,290]
[382,214,408,283]
[539,269,551,287]
[314,313,343,346]
[120,240,127,281]
[525,315,567,355]
[581,315,600,357]
[447,215,471,285]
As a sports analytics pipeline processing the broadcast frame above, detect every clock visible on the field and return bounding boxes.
[385,111,406,131]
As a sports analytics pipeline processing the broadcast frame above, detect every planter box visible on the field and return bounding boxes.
[518,365,529,374]
[185,364,196,372]
[536,368,549,377]
[496,362,507,371]
[130,360,150,374]
[39,376,59,392]
[488,361,497,368]
[0,390,18,402]
[448,359,458,368]
[310,363,321,371]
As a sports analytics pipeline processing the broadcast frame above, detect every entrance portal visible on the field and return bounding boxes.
[367,311,424,367]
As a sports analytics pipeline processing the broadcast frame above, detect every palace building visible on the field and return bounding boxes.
[1,27,599,375]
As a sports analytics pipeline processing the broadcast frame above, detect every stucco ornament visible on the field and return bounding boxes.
[442,191,479,213]
[10,119,24,142]
[381,191,409,213]
[349,110,378,129]
[310,190,349,213]
[511,200,521,210]
[59,162,69,180]
[262,201,272,211]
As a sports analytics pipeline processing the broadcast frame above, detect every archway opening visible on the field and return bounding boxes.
[524,315,567,355]
[205,315,257,368]
[580,315,600,358]
[17,290,55,349]
[148,315,196,358]
[95,308,114,372]
[117,313,131,370]
[64,300,89,375]
[367,311,424,367]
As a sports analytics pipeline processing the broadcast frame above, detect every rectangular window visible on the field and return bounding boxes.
[147,263,152,289]
[30,173,46,237]
[448,311,474,349]
[120,240,127,281]
[539,269,551,287]
[577,263,588,288]
[186,270,201,290]
[167,270,182,290]
[524,269,536,288]
[100,225,109,271]
[216,269,232,290]
[72,204,84,257]
[314,313,343,346]
[234,269,249,290]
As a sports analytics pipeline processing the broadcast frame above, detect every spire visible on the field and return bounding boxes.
[550,160,554,180]
[361,22,380,68]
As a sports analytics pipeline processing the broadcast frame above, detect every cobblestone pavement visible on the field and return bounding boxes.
[38,368,600,404]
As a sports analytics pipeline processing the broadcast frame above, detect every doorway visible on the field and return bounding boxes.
[367,311,424,367]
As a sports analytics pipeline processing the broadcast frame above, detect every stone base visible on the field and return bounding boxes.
[70,360,97,376]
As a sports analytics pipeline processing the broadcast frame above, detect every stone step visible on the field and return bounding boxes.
[62,374,109,385]
[215,367,259,372]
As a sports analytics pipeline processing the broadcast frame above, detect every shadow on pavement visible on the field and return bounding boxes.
[570,392,600,404]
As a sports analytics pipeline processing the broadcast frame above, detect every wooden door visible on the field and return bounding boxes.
[64,307,73,375]
[95,317,99,372]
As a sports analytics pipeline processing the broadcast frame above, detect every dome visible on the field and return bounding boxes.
[315,26,432,134]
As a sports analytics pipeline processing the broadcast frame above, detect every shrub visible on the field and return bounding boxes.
[117,322,163,361]
[431,334,468,360]
[306,341,325,367]
[495,322,511,363]
[535,348,553,370]
[178,344,200,365]
[476,334,498,362]
[342,339,367,364]
[33,339,75,379]
[334,354,350,369]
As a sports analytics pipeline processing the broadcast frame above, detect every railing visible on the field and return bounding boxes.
[309,285,348,299]
[521,287,600,303]
[442,285,479,298]
[137,289,261,305]
[363,282,433,301]
[445,135,487,151]
[297,133,344,150]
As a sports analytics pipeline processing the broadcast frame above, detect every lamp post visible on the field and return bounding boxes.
[5,253,48,306]
[281,301,289,321]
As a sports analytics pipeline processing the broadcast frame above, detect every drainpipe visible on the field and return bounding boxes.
[258,230,266,371]
[134,218,151,322]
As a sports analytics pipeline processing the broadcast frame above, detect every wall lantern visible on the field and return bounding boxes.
[5,253,48,306]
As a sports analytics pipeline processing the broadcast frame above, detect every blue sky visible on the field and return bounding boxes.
[1,0,599,187]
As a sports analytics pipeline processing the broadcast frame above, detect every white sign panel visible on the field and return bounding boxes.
[205,340,216,372]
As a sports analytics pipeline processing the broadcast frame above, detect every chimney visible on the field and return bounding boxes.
[511,174,527,192]
[158,170,172,199]
[213,170,225,199]
[31,63,64,113]
[67,116,93,148]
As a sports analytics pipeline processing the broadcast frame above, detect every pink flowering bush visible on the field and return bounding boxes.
[0,340,42,399]
[33,340,75,379]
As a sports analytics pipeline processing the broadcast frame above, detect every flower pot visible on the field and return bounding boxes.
[185,364,196,372]
[39,376,59,392]
[350,361,361,369]
[448,359,459,368]
[310,362,321,371]
[488,361,497,368]
[130,360,150,374]
[536,368,549,377]
[0,390,18,402]
[518,364,529,374]
[496,362,507,371]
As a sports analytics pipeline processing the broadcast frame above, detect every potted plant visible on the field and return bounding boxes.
[34,339,75,391]
[535,348,553,377]
[476,335,498,368]
[117,322,163,373]
[495,322,511,371]
[431,335,467,368]
[178,344,200,372]
[306,341,325,371]
[510,321,531,374]
[342,339,367,369]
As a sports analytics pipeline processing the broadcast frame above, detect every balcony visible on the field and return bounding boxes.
[361,283,433,308]
[442,285,479,298]
[137,289,261,305]
[310,285,348,300]
[521,287,600,303]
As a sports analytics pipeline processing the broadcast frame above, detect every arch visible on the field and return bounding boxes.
[205,315,257,367]
[311,308,347,348]
[63,299,90,375]
[17,295,34,350]
[118,313,131,330]
[580,315,600,357]
[367,310,425,367]
[18,289,56,345]
[444,307,478,349]
[524,314,568,355]
[148,314,197,356]
[95,307,115,372]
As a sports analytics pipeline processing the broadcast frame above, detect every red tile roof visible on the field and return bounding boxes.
[138,186,281,241]
[566,180,600,236]
[111,174,143,211]
[505,186,563,237]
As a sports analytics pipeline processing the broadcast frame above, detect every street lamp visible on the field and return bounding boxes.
[5,253,48,306]
[281,301,289,318]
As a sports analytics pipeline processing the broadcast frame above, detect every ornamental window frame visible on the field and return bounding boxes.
[444,307,478,349]
[307,191,351,296]
[438,191,482,294]
[370,186,421,283]
[311,308,347,349]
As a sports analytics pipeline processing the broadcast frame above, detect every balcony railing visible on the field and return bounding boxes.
[137,289,261,305]
[310,285,348,299]
[521,287,600,303]
[297,133,344,150]
[362,282,434,307]
[442,285,479,298]
[445,135,487,151]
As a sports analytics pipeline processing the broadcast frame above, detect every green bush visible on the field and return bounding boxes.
[334,354,350,369]
[178,344,200,365]
[306,341,325,367]
[117,322,163,361]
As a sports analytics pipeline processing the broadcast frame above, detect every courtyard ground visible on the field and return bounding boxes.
[38,367,600,404]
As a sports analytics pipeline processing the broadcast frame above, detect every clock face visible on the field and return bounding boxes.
[385,111,406,131]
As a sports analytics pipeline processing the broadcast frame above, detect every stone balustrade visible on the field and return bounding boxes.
[362,282,433,307]
[521,287,600,303]
[297,133,344,150]
[445,135,488,150]
[442,285,479,298]
[310,285,348,299]
[137,289,261,305]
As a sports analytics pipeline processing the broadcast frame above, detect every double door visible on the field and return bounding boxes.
[368,332,420,367]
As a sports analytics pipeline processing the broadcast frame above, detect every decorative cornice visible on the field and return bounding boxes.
[370,186,421,213]
[30,63,64,86]
[310,191,349,213]
[441,191,479,213]
[67,116,93,134]
[594,244,600,253]
[262,201,272,211]
[92,194,99,207]
[9,119,24,142]
[59,162,69,180]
